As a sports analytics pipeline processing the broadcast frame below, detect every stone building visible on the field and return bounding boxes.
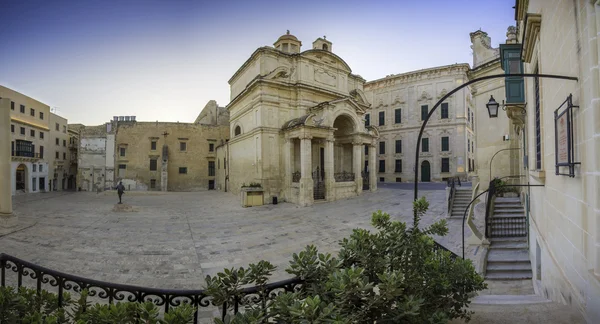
[49,112,70,191]
[507,0,600,321]
[113,102,229,191]
[1,86,52,195]
[217,32,379,207]
[363,64,476,183]
[77,122,116,192]
[469,29,520,191]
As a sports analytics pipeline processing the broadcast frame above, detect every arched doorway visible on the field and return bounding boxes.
[16,164,27,192]
[421,161,431,182]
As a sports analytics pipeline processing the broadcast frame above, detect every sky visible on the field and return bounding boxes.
[0,0,516,125]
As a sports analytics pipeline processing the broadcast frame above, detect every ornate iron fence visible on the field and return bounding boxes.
[334,171,355,182]
[0,253,302,323]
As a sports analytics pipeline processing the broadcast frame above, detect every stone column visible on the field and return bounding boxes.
[325,136,335,201]
[0,98,13,217]
[299,135,314,206]
[283,137,293,201]
[353,141,363,194]
[368,144,377,191]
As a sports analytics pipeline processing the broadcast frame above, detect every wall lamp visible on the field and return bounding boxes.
[486,95,527,117]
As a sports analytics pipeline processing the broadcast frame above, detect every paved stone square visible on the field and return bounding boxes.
[0,187,477,289]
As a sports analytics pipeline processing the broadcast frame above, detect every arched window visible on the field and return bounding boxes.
[322,44,328,51]
[234,126,241,136]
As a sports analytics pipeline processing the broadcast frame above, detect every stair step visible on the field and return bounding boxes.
[494,209,525,214]
[485,271,533,280]
[493,214,526,219]
[490,223,527,228]
[491,237,527,242]
[491,233,527,238]
[487,249,530,262]
[490,241,529,249]
[494,204,524,208]
[486,262,532,271]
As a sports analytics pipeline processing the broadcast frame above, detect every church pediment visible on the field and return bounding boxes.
[349,89,370,107]
[300,50,352,73]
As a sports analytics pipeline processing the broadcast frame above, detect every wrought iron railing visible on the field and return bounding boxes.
[0,253,302,323]
[447,177,457,214]
[484,180,496,239]
[334,171,355,182]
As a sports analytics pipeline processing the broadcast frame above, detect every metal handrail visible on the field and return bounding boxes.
[447,178,456,214]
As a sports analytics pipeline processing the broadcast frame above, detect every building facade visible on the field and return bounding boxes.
[1,86,52,195]
[218,32,378,207]
[49,113,70,191]
[363,64,476,183]
[509,0,600,321]
[77,122,116,192]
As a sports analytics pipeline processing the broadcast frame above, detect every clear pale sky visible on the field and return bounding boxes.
[0,0,515,125]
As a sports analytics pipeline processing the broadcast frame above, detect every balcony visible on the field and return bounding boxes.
[11,151,42,162]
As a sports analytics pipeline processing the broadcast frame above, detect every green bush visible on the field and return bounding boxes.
[205,197,487,323]
[0,286,195,324]
[491,178,518,194]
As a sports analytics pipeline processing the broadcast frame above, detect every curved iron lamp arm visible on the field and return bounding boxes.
[413,73,578,219]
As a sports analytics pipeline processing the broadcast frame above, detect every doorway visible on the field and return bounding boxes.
[16,164,27,191]
[421,161,431,182]
[39,177,45,191]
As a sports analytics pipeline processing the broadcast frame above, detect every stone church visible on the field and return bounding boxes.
[216,32,379,206]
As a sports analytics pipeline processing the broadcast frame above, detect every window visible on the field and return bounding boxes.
[39,164,43,172]
[20,105,25,113]
[396,178,401,182]
[467,139,470,152]
[63,125,66,133]
[208,161,215,176]
[40,112,44,120]
[441,158,450,173]
[467,108,471,122]
[472,141,474,153]
[441,137,449,151]
[32,178,37,191]
[395,159,402,173]
[224,158,226,169]
[20,127,25,135]
[151,141,157,150]
[379,111,385,126]
[55,138,59,146]
[421,105,428,121]
[234,126,241,136]
[180,142,187,151]
[379,141,385,154]
[322,44,328,50]
[30,108,35,116]
[118,164,126,177]
[40,146,44,158]
[150,179,156,189]
[120,147,126,157]
[119,164,127,169]
[63,139,66,147]
[63,152,66,160]
[55,151,59,159]
[33,164,37,172]
[150,159,157,171]
[40,132,44,139]
[422,138,429,152]
[11,101,14,110]
[365,114,370,127]
[179,167,187,174]
[394,109,401,123]
[534,71,541,170]
[395,140,402,154]
[380,177,385,182]
[218,159,220,169]
[379,160,385,173]
[11,124,14,133]
[441,103,448,119]
[209,143,215,152]
[55,123,59,131]
[30,129,35,137]
[365,145,369,155]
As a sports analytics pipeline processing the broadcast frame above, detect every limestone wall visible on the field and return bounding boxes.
[517,0,600,321]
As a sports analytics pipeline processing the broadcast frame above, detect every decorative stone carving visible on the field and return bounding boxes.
[437,88,448,99]
[418,91,432,102]
[314,68,337,87]
[265,66,290,80]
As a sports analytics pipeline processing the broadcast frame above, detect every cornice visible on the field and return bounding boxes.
[11,117,50,131]
[467,58,501,78]
[364,63,470,89]
[522,13,541,63]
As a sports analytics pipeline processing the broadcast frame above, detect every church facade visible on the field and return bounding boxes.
[217,32,379,206]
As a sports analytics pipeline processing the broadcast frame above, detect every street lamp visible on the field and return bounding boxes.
[486,95,500,118]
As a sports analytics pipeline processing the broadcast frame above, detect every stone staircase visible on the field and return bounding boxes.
[449,188,472,218]
[485,197,532,280]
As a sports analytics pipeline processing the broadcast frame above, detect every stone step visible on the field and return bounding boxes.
[491,218,527,224]
[485,271,533,280]
[494,203,524,208]
[491,237,527,242]
[494,198,521,203]
[491,232,527,237]
[492,214,526,219]
[490,223,527,229]
[471,294,551,305]
[486,262,532,271]
[487,249,530,262]
[494,209,525,214]
[490,240,529,249]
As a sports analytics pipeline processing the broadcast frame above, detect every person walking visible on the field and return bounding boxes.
[116,181,125,204]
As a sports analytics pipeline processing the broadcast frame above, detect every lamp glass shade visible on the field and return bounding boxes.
[486,96,500,118]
